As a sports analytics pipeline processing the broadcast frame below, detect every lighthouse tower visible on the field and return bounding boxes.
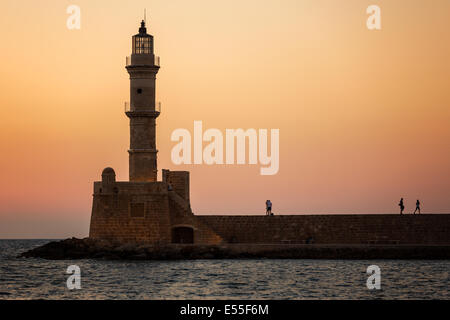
[125,20,160,182]
[89,19,222,245]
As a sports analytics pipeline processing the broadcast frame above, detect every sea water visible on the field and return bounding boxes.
[0,240,448,300]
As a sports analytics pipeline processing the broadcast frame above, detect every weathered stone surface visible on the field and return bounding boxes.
[90,169,224,245]
[198,214,450,245]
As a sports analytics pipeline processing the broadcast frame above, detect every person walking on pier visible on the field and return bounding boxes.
[266,200,272,216]
[414,200,421,214]
[399,198,405,215]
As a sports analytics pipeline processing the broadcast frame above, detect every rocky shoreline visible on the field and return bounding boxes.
[19,238,450,260]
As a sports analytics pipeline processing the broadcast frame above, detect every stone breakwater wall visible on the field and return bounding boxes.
[198,214,450,245]
[20,238,450,260]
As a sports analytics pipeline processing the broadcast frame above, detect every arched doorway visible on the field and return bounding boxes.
[172,226,194,244]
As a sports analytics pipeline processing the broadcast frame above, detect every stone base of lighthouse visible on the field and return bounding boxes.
[89,169,223,244]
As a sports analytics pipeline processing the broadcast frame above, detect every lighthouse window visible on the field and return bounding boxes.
[137,88,142,94]
[133,36,152,54]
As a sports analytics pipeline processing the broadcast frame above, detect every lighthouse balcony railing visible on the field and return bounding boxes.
[125,102,161,113]
[126,55,160,67]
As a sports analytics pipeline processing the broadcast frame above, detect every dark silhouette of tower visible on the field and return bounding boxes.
[125,20,160,182]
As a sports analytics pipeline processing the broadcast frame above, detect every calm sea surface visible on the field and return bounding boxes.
[0,240,448,300]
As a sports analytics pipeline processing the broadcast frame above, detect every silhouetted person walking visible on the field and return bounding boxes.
[399,198,405,215]
[414,200,421,214]
[266,200,272,216]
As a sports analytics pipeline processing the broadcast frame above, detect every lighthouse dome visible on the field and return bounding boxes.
[102,167,115,175]
[101,167,116,184]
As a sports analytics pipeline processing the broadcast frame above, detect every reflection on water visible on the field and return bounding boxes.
[0,240,448,299]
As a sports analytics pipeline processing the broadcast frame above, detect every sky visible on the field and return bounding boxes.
[0,0,449,238]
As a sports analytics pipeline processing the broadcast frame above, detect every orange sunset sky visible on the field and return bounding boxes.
[0,0,449,238]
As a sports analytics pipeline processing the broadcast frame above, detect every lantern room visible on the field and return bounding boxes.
[132,20,153,54]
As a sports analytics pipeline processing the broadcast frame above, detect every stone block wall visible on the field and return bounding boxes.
[89,181,172,243]
[197,214,450,245]
[90,169,449,245]
[162,170,190,201]
[89,178,222,245]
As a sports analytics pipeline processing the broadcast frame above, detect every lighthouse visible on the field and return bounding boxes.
[89,19,222,245]
[125,20,160,182]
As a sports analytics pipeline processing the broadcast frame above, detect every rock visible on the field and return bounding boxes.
[19,238,450,260]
